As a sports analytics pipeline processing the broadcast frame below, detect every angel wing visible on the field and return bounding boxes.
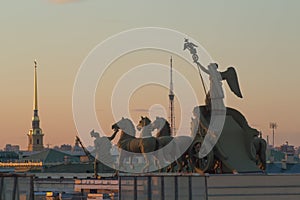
[221,67,243,98]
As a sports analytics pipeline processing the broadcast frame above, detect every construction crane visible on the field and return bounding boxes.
[75,136,95,162]
[75,136,98,177]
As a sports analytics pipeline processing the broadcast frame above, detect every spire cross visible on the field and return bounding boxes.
[34,60,38,111]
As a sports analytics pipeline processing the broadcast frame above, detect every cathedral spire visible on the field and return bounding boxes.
[34,60,38,111]
[28,60,44,151]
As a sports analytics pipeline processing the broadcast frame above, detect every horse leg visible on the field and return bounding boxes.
[156,156,171,173]
[119,149,132,171]
[118,149,125,171]
[183,153,191,172]
[168,161,177,172]
[142,144,158,173]
[150,149,161,172]
[156,147,170,172]
[169,141,181,172]
[190,154,205,175]
[171,140,183,172]
[175,155,184,172]
[177,150,191,172]
[153,154,161,172]
[129,155,135,170]
[142,153,150,173]
[138,141,149,172]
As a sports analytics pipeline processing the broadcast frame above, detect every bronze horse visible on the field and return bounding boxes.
[137,116,179,172]
[112,117,159,172]
[151,116,215,174]
[151,116,195,172]
[136,116,162,170]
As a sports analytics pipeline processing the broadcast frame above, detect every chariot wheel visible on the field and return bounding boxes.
[196,151,214,172]
[190,141,215,173]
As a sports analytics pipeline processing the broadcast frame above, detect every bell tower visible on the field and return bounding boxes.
[28,60,44,151]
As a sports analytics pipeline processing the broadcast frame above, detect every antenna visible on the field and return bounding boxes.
[269,122,277,147]
[169,56,176,136]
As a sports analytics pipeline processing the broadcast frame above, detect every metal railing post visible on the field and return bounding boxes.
[174,176,178,200]
[30,176,34,200]
[12,176,18,200]
[0,176,4,200]
[147,176,152,200]
[160,176,165,200]
[205,176,208,200]
[188,176,192,200]
[133,177,137,200]
[118,176,122,200]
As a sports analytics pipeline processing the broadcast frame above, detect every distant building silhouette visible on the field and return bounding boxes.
[4,144,20,152]
[27,60,44,151]
[72,138,84,153]
[60,144,72,151]
[0,151,19,162]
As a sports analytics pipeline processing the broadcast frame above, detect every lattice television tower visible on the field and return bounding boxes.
[169,57,176,136]
[270,122,277,147]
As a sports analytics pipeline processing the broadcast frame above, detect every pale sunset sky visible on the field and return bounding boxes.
[0,0,299,149]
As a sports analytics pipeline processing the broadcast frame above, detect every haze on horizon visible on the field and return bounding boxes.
[0,0,299,149]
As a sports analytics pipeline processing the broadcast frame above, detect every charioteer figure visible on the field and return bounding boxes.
[185,39,266,173]
[200,63,243,112]
[184,39,243,112]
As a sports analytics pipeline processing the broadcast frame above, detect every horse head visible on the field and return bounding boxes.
[136,116,151,131]
[151,116,171,137]
[152,116,167,130]
[137,116,153,137]
[112,117,136,137]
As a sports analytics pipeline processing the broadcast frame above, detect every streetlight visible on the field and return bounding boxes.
[270,122,277,147]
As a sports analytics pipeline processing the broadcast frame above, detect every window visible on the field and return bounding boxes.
[37,139,39,145]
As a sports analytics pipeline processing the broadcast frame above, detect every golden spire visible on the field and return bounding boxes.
[34,60,38,111]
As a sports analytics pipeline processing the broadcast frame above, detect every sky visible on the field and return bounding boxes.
[0,0,300,149]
